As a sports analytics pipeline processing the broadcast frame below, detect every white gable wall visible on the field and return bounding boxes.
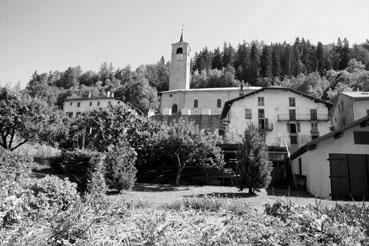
[353,100,369,121]
[291,124,369,199]
[226,89,330,150]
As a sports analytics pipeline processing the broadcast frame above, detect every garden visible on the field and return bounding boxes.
[1,88,369,245]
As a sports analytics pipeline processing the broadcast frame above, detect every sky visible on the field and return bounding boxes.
[1,0,368,87]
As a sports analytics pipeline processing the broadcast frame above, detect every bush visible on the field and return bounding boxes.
[0,150,33,185]
[28,176,80,213]
[56,150,106,194]
[105,144,137,192]
[87,156,107,196]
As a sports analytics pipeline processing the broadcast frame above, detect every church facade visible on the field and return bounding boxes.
[155,33,260,130]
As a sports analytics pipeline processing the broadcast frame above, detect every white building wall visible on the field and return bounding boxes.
[331,94,353,130]
[291,124,369,199]
[63,98,121,117]
[160,87,260,115]
[353,100,369,121]
[227,89,331,150]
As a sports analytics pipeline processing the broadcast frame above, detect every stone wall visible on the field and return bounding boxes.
[151,114,223,131]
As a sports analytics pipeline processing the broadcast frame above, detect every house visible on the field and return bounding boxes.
[220,87,333,153]
[63,91,141,118]
[154,32,260,130]
[331,91,369,130]
[290,115,369,200]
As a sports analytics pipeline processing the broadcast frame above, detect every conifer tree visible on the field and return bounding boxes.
[249,42,260,85]
[236,124,273,195]
[260,45,272,78]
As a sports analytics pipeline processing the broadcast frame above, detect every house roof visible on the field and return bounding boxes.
[290,115,369,160]
[341,91,369,100]
[64,96,116,102]
[160,86,261,94]
[220,87,333,119]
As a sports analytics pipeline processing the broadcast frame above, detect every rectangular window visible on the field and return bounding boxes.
[311,122,318,133]
[310,109,317,121]
[290,135,298,144]
[289,123,297,133]
[258,109,265,118]
[67,112,73,118]
[70,102,72,106]
[217,99,222,108]
[245,109,252,119]
[297,122,300,132]
[341,101,344,111]
[343,118,346,126]
[76,112,81,117]
[289,97,296,107]
[289,109,296,120]
[89,102,92,106]
[312,135,319,140]
[354,131,369,144]
[77,102,81,107]
[97,101,100,106]
[194,99,198,108]
[258,97,264,106]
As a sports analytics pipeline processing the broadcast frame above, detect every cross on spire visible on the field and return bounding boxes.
[179,25,184,42]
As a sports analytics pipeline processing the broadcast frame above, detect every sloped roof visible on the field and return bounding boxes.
[160,86,261,94]
[341,91,369,100]
[290,115,369,160]
[220,87,333,119]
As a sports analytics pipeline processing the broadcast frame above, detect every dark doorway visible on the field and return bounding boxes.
[329,153,369,200]
[172,104,178,114]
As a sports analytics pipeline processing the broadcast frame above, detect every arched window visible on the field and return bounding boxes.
[172,104,178,114]
[194,99,198,108]
[217,99,222,108]
[176,47,183,54]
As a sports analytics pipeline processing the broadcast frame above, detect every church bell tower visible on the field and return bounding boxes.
[169,29,191,90]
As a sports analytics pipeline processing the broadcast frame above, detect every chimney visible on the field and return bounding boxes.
[107,91,110,97]
[88,91,92,98]
[111,92,114,98]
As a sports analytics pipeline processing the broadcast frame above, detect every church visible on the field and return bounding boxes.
[153,32,261,130]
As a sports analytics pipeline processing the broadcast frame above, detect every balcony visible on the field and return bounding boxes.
[277,114,328,121]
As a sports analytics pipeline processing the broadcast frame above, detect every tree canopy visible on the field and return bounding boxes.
[0,88,67,151]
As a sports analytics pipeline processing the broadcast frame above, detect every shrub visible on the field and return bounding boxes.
[86,156,107,196]
[105,144,137,192]
[0,150,33,184]
[56,150,106,194]
[236,124,273,194]
[28,176,80,213]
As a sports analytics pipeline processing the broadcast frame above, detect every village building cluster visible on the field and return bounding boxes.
[63,34,369,200]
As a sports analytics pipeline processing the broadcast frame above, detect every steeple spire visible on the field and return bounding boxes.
[179,25,184,42]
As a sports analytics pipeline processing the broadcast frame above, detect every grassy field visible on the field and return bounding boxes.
[111,183,368,211]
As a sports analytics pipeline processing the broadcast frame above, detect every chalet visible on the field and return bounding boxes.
[290,115,369,200]
[220,87,333,153]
